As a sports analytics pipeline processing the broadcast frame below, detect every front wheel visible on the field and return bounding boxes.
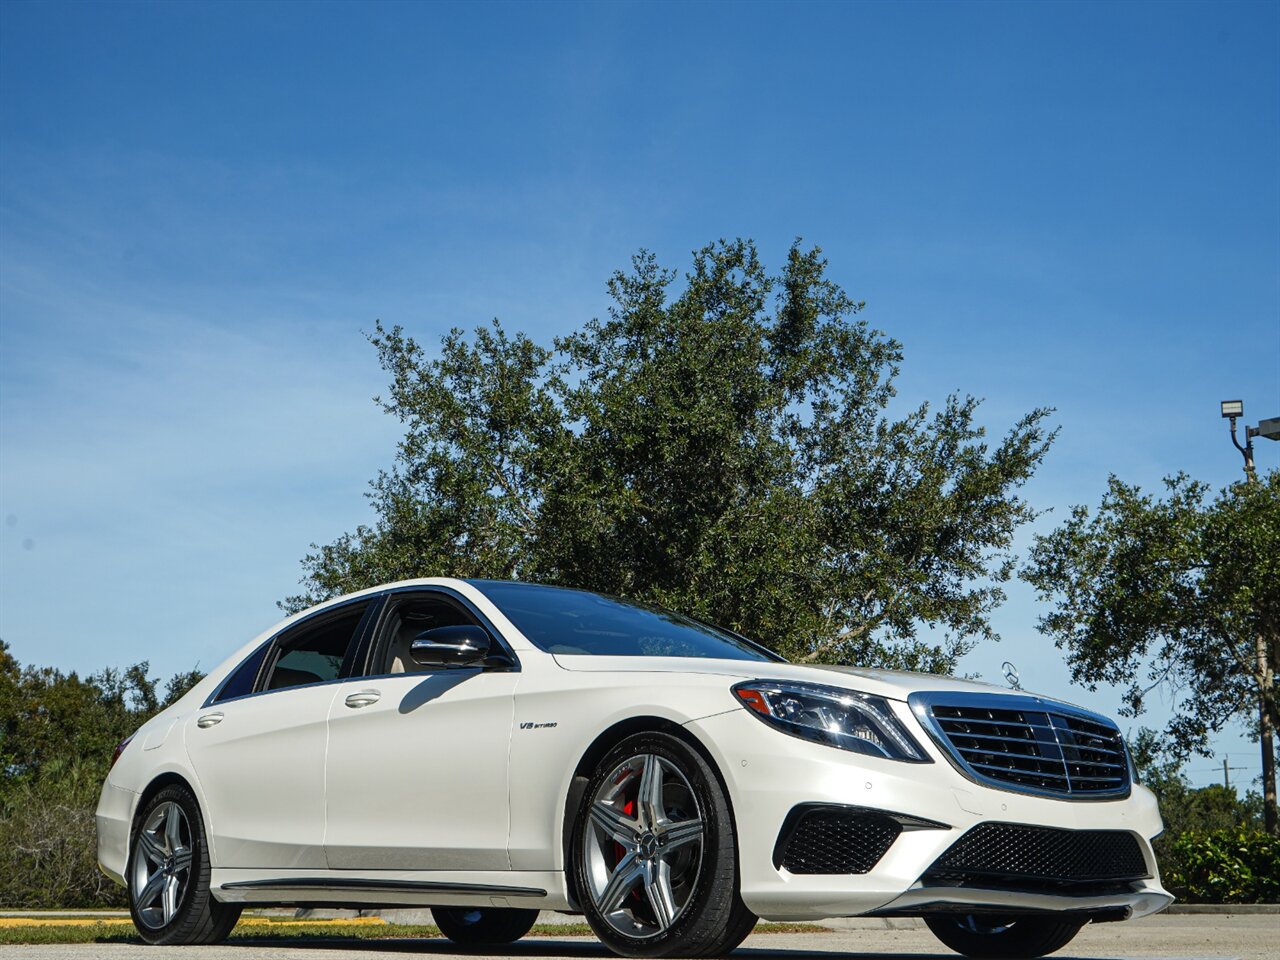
[925,915,1085,958]
[432,906,538,944]
[127,783,241,945]
[572,731,756,958]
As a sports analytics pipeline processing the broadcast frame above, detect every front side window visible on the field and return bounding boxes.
[375,595,481,675]
[261,602,370,691]
[472,580,781,661]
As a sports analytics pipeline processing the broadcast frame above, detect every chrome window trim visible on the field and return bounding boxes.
[908,690,1131,802]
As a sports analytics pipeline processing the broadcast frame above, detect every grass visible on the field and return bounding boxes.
[0,916,830,946]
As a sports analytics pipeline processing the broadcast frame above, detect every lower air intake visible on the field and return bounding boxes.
[923,822,1149,891]
[776,807,902,875]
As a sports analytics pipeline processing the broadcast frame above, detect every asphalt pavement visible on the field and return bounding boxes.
[1,913,1273,960]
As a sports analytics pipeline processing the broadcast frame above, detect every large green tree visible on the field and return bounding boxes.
[1023,470,1279,832]
[0,639,202,793]
[290,239,1055,672]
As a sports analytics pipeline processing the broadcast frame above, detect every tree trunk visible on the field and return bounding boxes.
[1260,707,1276,834]
[1259,630,1277,834]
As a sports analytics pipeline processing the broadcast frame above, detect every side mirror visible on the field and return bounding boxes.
[409,625,491,668]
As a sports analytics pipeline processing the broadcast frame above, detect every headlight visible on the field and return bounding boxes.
[731,680,929,762]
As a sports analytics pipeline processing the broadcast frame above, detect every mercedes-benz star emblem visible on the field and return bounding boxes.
[1002,660,1022,690]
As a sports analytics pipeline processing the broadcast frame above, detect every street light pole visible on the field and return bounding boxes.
[1220,400,1280,834]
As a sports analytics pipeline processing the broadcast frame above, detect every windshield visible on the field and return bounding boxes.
[470,580,782,661]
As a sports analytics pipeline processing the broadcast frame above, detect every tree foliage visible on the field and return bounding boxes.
[290,239,1055,671]
[0,640,202,907]
[1023,470,1279,832]
[1,639,201,789]
[1128,728,1263,837]
[1023,471,1279,754]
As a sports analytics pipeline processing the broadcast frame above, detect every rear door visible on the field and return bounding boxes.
[323,588,519,870]
[185,598,376,869]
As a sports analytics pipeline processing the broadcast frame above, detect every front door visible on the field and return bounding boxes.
[324,590,519,870]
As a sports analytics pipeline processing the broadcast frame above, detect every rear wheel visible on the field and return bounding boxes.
[432,906,539,944]
[572,731,756,958]
[127,783,241,945]
[925,914,1085,958]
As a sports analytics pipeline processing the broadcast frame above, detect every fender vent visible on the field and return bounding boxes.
[775,807,902,874]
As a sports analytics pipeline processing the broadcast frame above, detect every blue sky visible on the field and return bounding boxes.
[1,0,1276,787]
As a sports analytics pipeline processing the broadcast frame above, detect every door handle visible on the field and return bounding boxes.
[344,690,381,709]
[197,713,224,728]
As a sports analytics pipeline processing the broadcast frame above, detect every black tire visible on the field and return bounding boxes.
[925,915,1085,958]
[432,906,539,945]
[127,783,241,945]
[571,731,756,958]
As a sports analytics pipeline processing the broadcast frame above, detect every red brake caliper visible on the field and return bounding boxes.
[615,798,644,904]
[614,799,634,864]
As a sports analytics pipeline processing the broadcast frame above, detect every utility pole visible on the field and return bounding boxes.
[1221,755,1248,790]
[1220,401,1280,834]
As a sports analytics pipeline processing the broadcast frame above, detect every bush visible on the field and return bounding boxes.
[1163,827,1280,904]
[0,760,126,908]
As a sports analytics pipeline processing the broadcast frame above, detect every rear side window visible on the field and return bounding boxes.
[261,602,371,693]
[213,643,271,703]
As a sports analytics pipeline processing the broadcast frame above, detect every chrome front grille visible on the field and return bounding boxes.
[908,692,1130,799]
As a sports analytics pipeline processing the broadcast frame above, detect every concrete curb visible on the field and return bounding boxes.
[0,912,127,918]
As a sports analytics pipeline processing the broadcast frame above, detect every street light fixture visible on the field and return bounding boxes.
[1220,399,1280,479]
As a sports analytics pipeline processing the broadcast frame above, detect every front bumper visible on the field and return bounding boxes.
[684,707,1172,922]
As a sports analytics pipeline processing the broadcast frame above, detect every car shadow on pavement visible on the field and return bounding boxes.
[216,938,1120,960]
[220,938,607,954]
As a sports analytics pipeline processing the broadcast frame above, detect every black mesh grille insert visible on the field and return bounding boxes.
[927,702,1130,797]
[777,809,902,874]
[923,822,1148,890]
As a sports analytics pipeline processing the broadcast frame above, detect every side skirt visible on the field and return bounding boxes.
[212,866,573,910]
[221,877,544,900]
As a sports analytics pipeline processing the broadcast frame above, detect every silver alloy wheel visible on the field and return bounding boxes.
[131,801,193,930]
[583,753,705,939]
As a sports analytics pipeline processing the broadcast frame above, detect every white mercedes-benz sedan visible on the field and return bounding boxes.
[97,578,1171,957]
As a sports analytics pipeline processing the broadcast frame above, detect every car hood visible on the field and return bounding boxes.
[551,654,1013,702]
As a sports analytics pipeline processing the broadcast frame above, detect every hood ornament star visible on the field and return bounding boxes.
[1001,661,1022,690]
